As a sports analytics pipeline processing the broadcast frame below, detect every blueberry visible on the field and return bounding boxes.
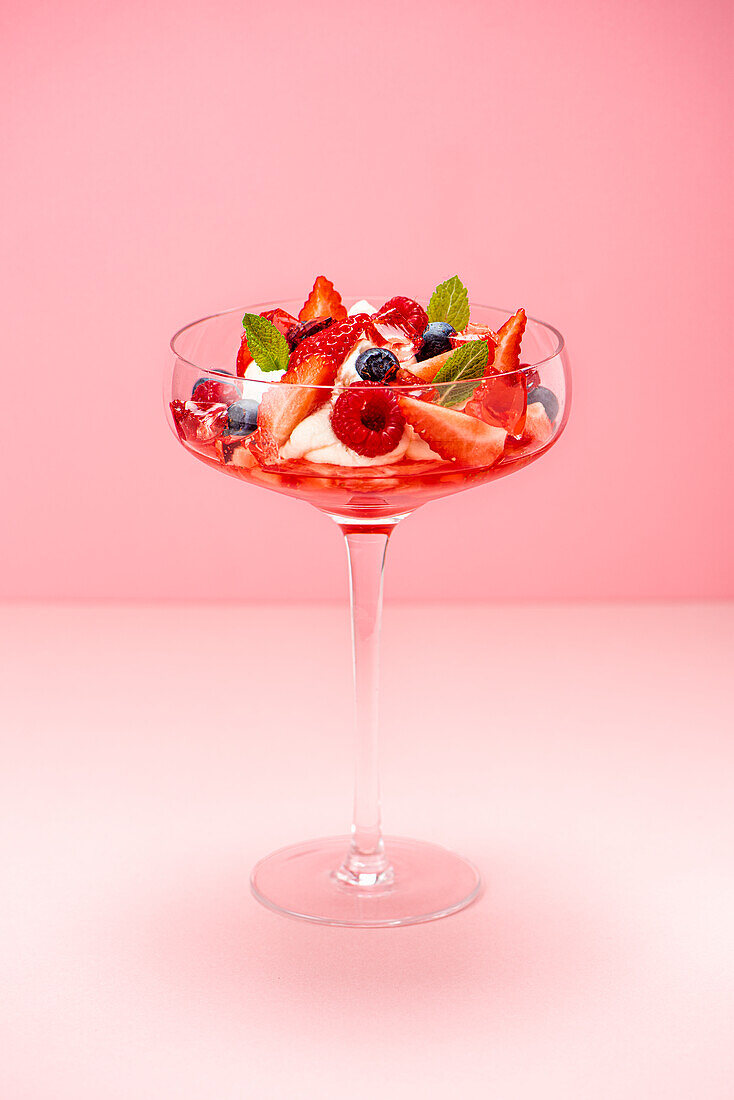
[355,347,399,383]
[527,385,559,422]
[226,398,259,436]
[416,321,456,361]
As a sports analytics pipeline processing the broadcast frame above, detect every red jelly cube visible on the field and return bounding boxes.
[465,369,528,438]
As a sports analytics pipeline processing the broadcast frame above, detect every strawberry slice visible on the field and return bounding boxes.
[491,308,526,373]
[397,396,506,467]
[257,350,339,447]
[523,402,554,446]
[409,350,452,382]
[298,276,348,323]
[235,336,252,378]
[504,400,554,462]
[236,307,297,377]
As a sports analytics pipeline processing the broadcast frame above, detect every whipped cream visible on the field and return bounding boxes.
[347,299,378,316]
[280,400,411,465]
[242,360,285,404]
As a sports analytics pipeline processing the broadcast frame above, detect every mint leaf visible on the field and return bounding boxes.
[432,340,489,407]
[427,275,470,331]
[242,313,290,373]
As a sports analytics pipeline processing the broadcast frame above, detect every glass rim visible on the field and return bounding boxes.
[169,298,566,387]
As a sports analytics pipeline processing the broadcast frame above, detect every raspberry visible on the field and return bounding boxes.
[373,296,429,339]
[331,382,406,458]
[289,315,385,370]
[192,378,240,404]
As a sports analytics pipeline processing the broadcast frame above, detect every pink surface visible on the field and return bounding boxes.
[3,0,733,601]
[2,602,733,1097]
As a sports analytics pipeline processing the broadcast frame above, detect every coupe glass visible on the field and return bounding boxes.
[166,298,570,926]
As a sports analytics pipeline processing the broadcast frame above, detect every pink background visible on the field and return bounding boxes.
[3,0,733,601]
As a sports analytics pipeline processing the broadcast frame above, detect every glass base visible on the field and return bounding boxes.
[250,835,481,927]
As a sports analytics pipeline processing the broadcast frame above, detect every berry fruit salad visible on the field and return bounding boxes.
[169,275,567,519]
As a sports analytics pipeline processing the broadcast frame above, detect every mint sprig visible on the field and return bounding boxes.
[432,340,489,407]
[427,275,470,331]
[242,313,290,373]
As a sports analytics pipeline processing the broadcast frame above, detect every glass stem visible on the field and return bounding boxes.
[336,524,396,887]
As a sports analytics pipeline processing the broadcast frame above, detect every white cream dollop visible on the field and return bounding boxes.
[306,433,410,467]
[241,361,286,405]
[280,400,411,466]
[347,299,378,316]
[281,402,335,457]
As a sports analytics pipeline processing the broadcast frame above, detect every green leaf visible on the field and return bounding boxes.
[432,340,489,407]
[426,275,470,331]
[242,313,290,373]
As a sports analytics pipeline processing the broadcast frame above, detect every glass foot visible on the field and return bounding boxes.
[250,835,481,927]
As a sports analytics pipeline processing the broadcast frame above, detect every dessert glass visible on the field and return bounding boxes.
[166,298,570,926]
